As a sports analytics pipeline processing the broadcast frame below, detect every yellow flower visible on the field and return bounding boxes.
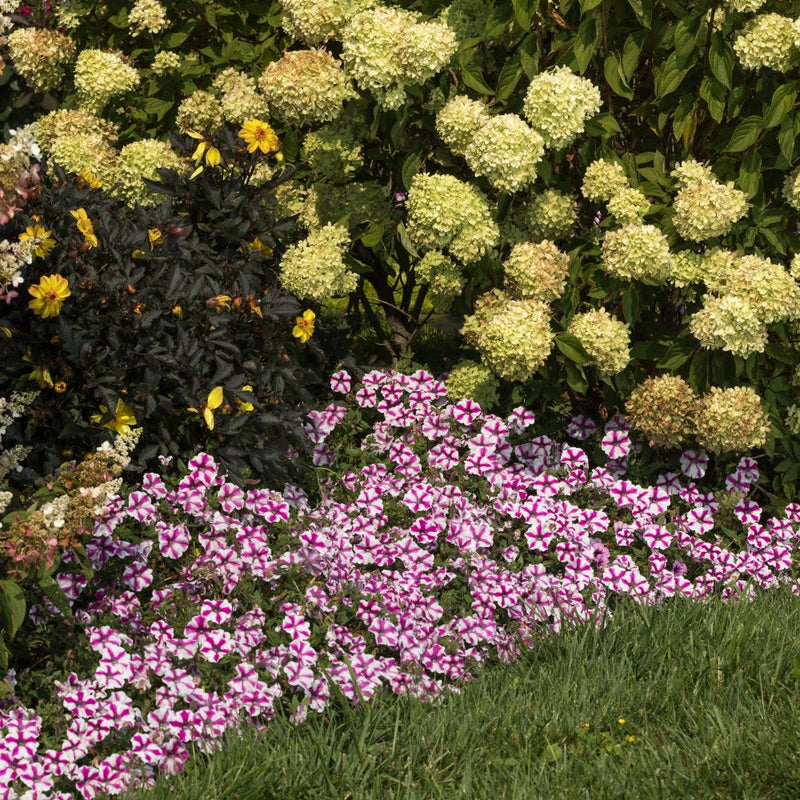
[92,398,137,435]
[236,384,255,413]
[79,169,103,188]
[19,224,55,259]
[70,208,98,248]
[188,386,224,430]
[206,294,232,313]
[148,228,163,249]
[617,718,625,725]
[292,309,315,343]
[249,236,273,257]
[238,119,280,155]
[28,274,71,318]
[187,130,221,167]
[54,381,67,393]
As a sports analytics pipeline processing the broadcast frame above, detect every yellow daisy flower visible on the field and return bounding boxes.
[292,309,315,343]
[19,224,55,259]
[188,386,224,430]
[92,399,137,435]
[238,119,280,155]
[28,274,70,318]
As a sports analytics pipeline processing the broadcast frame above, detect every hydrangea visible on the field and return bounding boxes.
[694,387,771,454]
[279,223,357,301]
[785,404,800,436]
[503,240,570,302]
[439,0,493,40]
[128,0,168,35]
[671,158,716,189]
[733,13,800,71]
[37,109,118,153]
[212,68,270,125]
[279,0,376,45]
[625,375,699,449]
[784,165,800,211]
[7,28,76,92]
[435,95,488,155]
[74,50,140,113]
[151,50,181,75]
[526,190,577,241]
[461,288,508,346]
[672,180,749,241]
[415,251,465,311]
[725,0,767,11]
[791,252,800,280]
[582,158,629,202]
[258,49,355,126]
[445,360,499,409]
[602,224,672,283]
[670,250,707,288]
[606,186,650,225]
[340,7,458,109]
[463,114,544,193]
[473,299,553,381]
[567,309,630,376]
[406,173,499,265]
[689,294,768,357]
[176,90,224,133]
[302,124,363,183]
[522,66,602,149]
[704,253,800,324]
[112,139,183,208]
[49,133,118,187]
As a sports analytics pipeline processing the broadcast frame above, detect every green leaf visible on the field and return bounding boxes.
[564,361,589,394]
[738,149,762,199]
[654,53,691,97]
[37,576,73,620]
[555,332,592,365]
[627,0,652,28]
[764,84,797,129]
[572,14,599,74]
[580,0,603,10]
[518,33,540,79]
[460,64,494,95]
[584,112,622,137]
[621,30,646,81]
[495,56,522,103]
[723,116,763,152]
[604,52,634,99]
[401,152,421,191]
[361,222,385,248]
[512,0,538,30]
[396,222,419,258]
[622,288,639,324]
[709,32,734,89]
[0,580,25,639]
[699,74,726,123]
[779,117,796,162]
[657,338,696,370]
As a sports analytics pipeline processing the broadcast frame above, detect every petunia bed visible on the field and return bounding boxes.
[2,368,799,800]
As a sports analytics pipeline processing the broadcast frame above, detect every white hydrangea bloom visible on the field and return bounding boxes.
[602,224,673,282]
[733,13,800,71]
[582,158,629,202]
[436,95,488,156]
[784,165,800,211]
[522,66,602,149]
[672,180,749,241]
[689,294,768,356]
[280,0,376,45]
[463,114,544,193]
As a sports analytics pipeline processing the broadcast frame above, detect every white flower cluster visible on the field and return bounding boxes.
[602,223,672,283]
[445,359,499,410]
[568,308,631,376]
[176,90,223,133]
[74,50,140,113]
[469,298,554,382]
[0,391,38,440]
[436,95,488,154]
[0,239,33,291]
[672,168,749,241]
[7,28,76,92]
[733,13,800,71]
[582,158,649,223]
[302,123,363,183]
[522,66,602,150]
[784,165,800,211]
[279,223,358,301]
[112,139,183,208]
[694,387,771,454]
[0,0,17,35]
[212,68,269,126]
[527,190,577,241]
[280,0,375,45]
[689,251,800,356]
[503,240,570,302]
[406,172,499,265]
[151,51,181,75]
[259,49,355,125]
[726,0,767,11]
[415,251,465,311]
[128,0,169,35]
[340,7,457,109]
[0,445,32,484]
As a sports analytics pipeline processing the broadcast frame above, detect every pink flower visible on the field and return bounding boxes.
[680,450,708,479]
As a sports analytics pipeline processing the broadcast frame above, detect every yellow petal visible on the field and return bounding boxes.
[203,407,215,430]
[207,386,224,409]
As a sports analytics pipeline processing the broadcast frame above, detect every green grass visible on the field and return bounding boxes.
[132,589,800,800]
